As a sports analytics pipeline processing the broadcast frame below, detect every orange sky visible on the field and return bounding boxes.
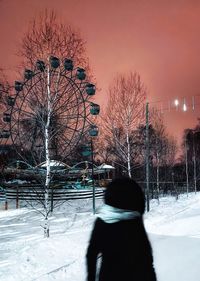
[1,0,200,145]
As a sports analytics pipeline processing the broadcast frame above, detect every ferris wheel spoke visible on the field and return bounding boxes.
[54,97,86,115]
[52,85,82,113]
[60,77,84,96]
[24,78,42,99]
[49,71,62,102]
[53,95,77,113]
[26,83,46,107]
[53,74,71,94]
[54,103,80,116]
[52,123,81,136]
[15,90,43,117]
[15,108,36,119]
[55,131,73,143]
[51,76,75,104]
[57,115,80,121]
[54,134,72,147]
[29,85,46,105]
[23,80,44,107]
[58,137,77,151]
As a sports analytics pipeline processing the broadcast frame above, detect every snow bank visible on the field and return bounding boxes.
[0,194,200,281]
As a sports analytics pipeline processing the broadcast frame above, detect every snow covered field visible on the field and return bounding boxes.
[0,193,200,281]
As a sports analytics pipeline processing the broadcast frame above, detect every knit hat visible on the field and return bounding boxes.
[104,177,145,214]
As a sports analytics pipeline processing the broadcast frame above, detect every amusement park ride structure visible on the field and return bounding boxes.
[0,56,100,165]
[0,57,101,225]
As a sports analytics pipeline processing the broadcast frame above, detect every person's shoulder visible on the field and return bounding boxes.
[95,217,106,225]
[91,218,108,235]
[94,217,114,230]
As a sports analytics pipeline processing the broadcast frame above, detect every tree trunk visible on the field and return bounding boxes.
[44,66,51,238]
[126,130,131,178]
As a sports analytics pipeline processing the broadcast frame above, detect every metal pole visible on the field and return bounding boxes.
[192,132,197,194]
[91,138,95,214]
[145,102,150,212]
[185,135,189,196]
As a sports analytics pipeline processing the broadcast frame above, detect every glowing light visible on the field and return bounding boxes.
[174,99,179,106]
[192,96,195,111]
[183,103,187,111]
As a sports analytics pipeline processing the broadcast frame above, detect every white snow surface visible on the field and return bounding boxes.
[0,193,200,281]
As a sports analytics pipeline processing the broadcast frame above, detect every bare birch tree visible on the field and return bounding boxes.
[18,10,89,71]
[8,10,95,237]
[101,72,146,177]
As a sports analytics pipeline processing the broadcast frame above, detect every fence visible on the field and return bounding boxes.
[0,181,198,210]
[0,183,104,210]
[139,181,199,199]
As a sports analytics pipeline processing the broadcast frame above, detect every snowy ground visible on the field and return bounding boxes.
[0,193,200,281]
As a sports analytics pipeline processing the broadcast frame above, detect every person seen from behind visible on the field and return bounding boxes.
[86,177,157,281]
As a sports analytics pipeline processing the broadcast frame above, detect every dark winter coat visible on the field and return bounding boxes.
[86,217,157,281]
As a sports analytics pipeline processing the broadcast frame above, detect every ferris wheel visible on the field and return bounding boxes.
[0,57,100,165]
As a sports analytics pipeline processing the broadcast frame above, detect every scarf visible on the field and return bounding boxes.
[96,204,141,223]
